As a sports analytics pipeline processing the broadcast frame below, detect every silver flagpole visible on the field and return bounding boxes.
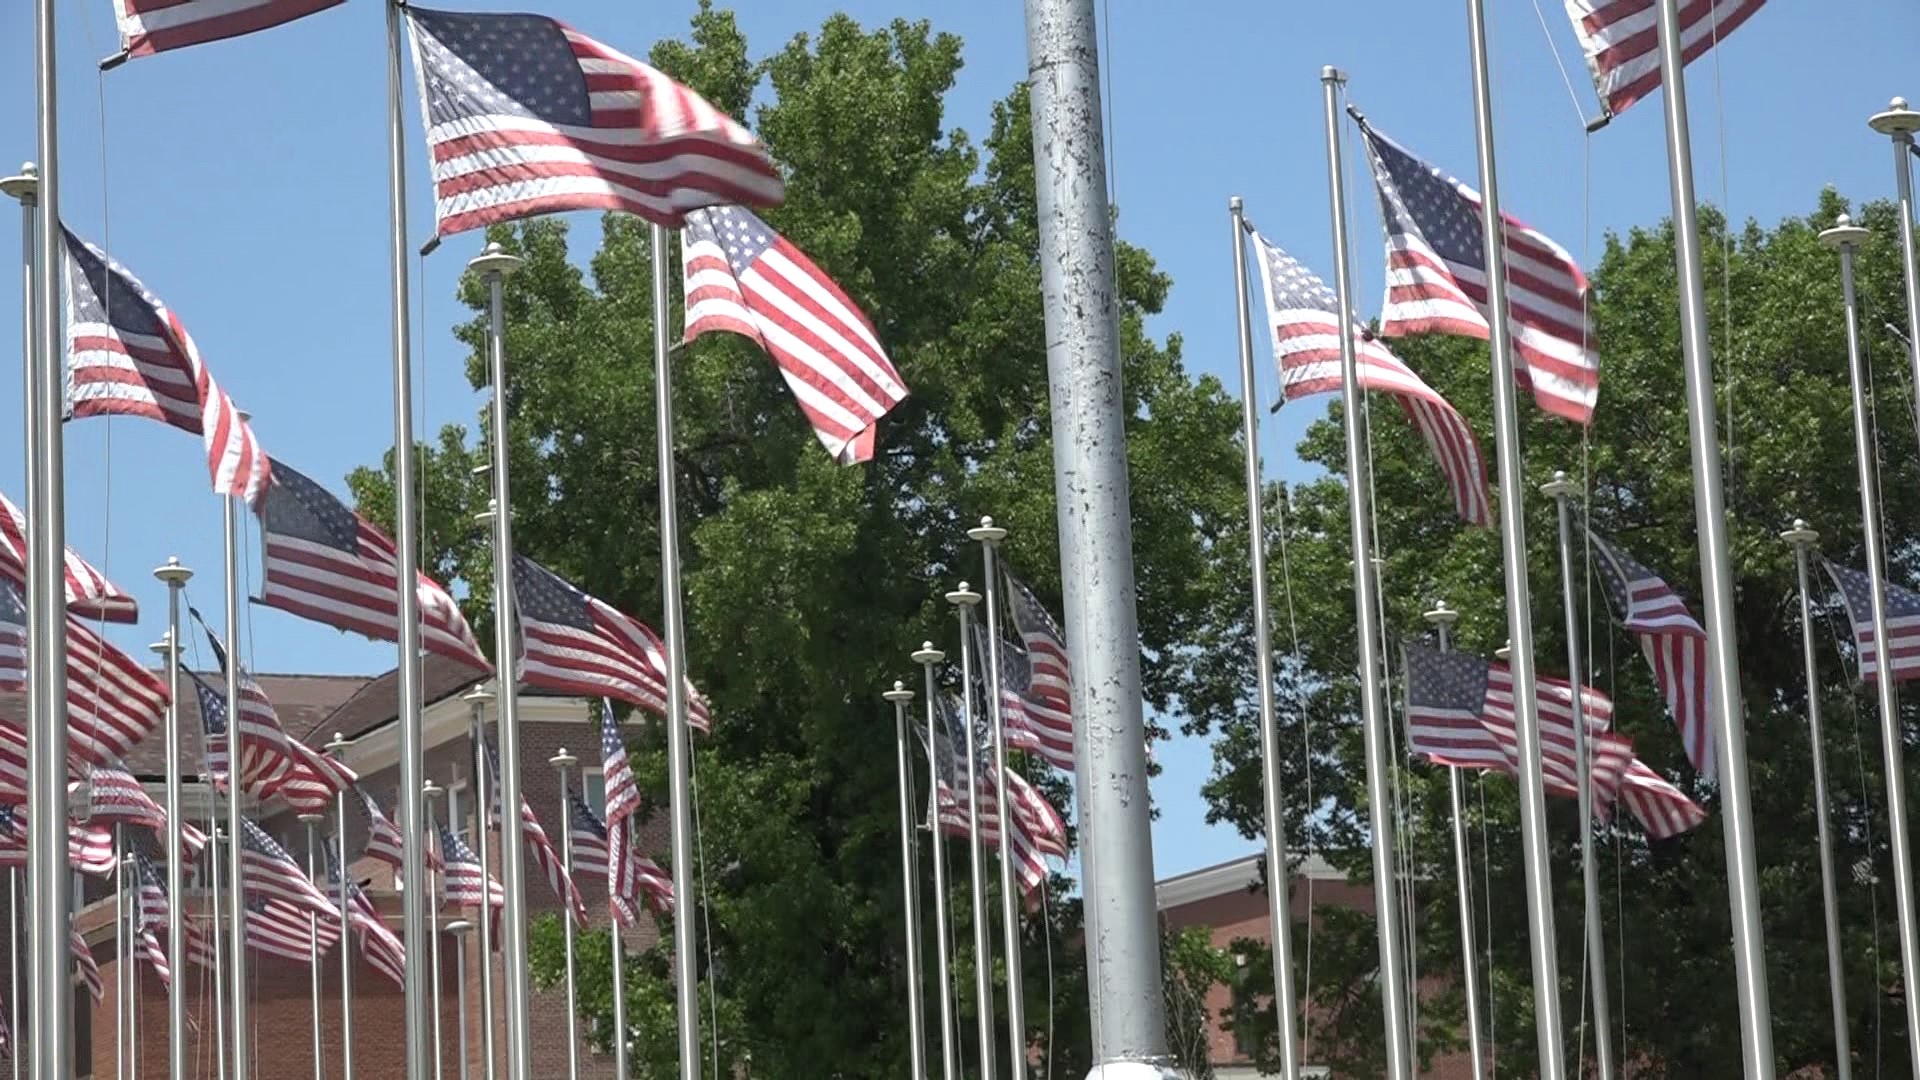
[424,781,446,1080]
[210,828,228,1080]
[1821,214,1918,1071]
[1542,472,1615,1080]
[945,583,996,1080]
[222,495,250,1080]
[1023,1,1170,1071]
[1319,67,1412,1080]
[1423,603,1486,1080]
[28,0,73,1064]
[1868,99,1920,450]
[469,241,533,1080]
[460,690,498,1080]
[325,737,356,1080]
[446,920,472,1080]
[382,2,432,1073]
[301,815,326,1080]
[126,863,138,1080]
[882,681,929,1080]
[1781,520,1852,1080]
[610,907,627,1079]
[647,221,702,1080]
[1649,5,1774,1071]
[5,869,15,1080]
[115,838,127,1080]
[1226,195,1301,1080]
[153,563,191,1080]
[2,156,33,1080]
[971,520,1028,1079]
[911,643,958,1080]
[547,750,581,1080]
[1457,0,1571,1067]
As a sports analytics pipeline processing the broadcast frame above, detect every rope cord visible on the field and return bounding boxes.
[1039,878,1055,1080]
[1527,0,1594,127]
[1708,3,1738,492]
[1825,599,1884,1078]
[1273,485,1316,1060]
[1477,773,1495,1076]
[688,739,722,1075]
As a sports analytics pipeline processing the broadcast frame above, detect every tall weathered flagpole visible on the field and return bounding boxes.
[1319,67,1413,1080]
[1023,0,1172,1073]
[883,680,928,1080]
[383,0,434,1075]
[1650,3,1774,1073]
[1226,195,1300,1080]
[1820,213,1916,1075]
[911,643,959,1080]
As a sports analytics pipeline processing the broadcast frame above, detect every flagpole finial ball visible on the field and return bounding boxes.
[1818,215,1871,251]
[468,241,524,279]
[462,684,496,707]
[1320,65,1347,85]
[1868,98,1920,136]
[911,642,945,665]
[0,164,37,203]
[424,780,443,800]
[968,517,1008,544]
[1539,469,1578,499]
[1780,519,1820,547]
[1229,195,1243,212]
[324,732,350,755]
[549,749,577,771]
[946,582,982,607]
[1423,601,1457,627]
[298,813,325,824]
[1494,641,1512,661]
[883,680,915,703]
[153,556,194,586]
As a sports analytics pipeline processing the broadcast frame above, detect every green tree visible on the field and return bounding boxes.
[348,4,1253,1075]
[1202,191,1920,1076]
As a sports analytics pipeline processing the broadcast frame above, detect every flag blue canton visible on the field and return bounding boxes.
[1830,562,1920,617]
[513,555,595,631]
[684,206,779,276]
[261,458,361,553]
[1259,241,1345,314]
[63,231,167,340]
[195,678,227,737]
[570,792,608,840]
[0,581,25,627]
[1367,132,1486,266]
[1405,644,1490,713]
[410,8,591,127]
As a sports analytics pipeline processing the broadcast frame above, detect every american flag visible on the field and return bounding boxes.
[514,556,709,729]
[109,0,341,60]
[87,761,208,856]
[567,792,612,878]
[70,927,102,1003]
[683,205,907,465]
[255,457,490,672]
[1003,766,1069,860]
[482,742,587,923]
[352,786,406,870]
[237,818,337,919]
[971,623,1061,764]
[325,840,407,989]
[437,823,505,910]
[567,793,670,917]
[920,710,1048,895]
[0,805,116,876]
[1358,120,1599,425]
[1483,663,1620,804]
[1403,644,1507,771]
[0,578,168,769]
[0,724,39,802]
[597,704,662,922]
[191,619,357,813]
[238,894,338,964]
[0,488,137,623]
[1250,230,1491,525]
[1822,560,1920,685]
[62,228,270,504]
[1618,759,1708,839]
[132,852,173,985]
[1001,568,1076,767]
[1565,0,1767,118]
[403,6,782,238]
[1588,531,1714,779]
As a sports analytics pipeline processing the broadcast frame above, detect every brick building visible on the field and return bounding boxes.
[20,654,662,1079]
[1156,853,1472,1080]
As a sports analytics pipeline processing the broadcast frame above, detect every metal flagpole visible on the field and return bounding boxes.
[127,870,138,1080]
[210,828,228,1080]
[116,838,128,1080]
[223,496,250,1080]
[1542,472,1615,1080]
[1424,604,1486,1080]
[1319,66,1413,1080]
[946,583,996,1080]
[610,906,627,1079]
[1648,5,1774,1072]
[972,520,1029,1079]
[301,815,327,1080]
[0,160,30,1080]
[28,0,74,1064]
[646,221,703,1080]
[1868,99,1920,452]
[325,736,356,1080]
[5,869,14,1080]
[1457,1,1571,1067]
[154,563,191,1080]
[470,241,533,1080]
[382,2,433,1073]
[424,781,446,1080]
[911,643,959,1080]
[547,751,581,1080]
[446,920,472,1080]
[1781,520,1853,1080]
[460,690,498,1080]
[883,681,929,1080]
[1821,214,1918,1071]
[1023,2,1172,1073]
[1226,195,1301,1080]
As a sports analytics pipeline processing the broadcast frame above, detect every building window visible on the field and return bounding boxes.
[579,769,606,816]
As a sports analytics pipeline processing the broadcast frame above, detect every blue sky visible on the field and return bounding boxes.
[0,0,1911,878]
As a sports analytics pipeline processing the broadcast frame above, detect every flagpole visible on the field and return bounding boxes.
[150,563,192,1080]
[381,2,433,1073]
[547,750,581,1080]
[460,690,498,1080]
[126,872,138,1080]
[610,907,627,1080]
[300,814,326,1080]
[1648,6,1774,1072]
[1781,520,1852,1080]
[1226,195,1302,1080]
[5,868,15,1080]
[28,0,74,1064]
[911,643,959,1080]
[115,835,127,1080]
[946,582,996,1080]
[971,521,1029,1079]
[1820,214,1918,1071]
[325,737,356,1080]
[883,681,929,1080]
[470,241,533,1080]
[1,161,29,1080]
[1318,66,1413,1080]
[1867,98,1920,452]
[209,827,227,1080]
[220,493,252,1080]
[646,220,703,1080]
[1423,603,1487,1078]
[1542,472,1615,1080]
[446,919,472,1080]
[424,781,446,1080]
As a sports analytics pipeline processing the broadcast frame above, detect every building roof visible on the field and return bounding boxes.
[1155,851,1347,911]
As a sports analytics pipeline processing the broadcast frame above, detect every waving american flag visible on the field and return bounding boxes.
[0,578,167,770]
[1588,531,1714,779]
[109,0,340,60]
[1565,0,1767,119]
[514,555,708,729]
[0,488,136,623]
